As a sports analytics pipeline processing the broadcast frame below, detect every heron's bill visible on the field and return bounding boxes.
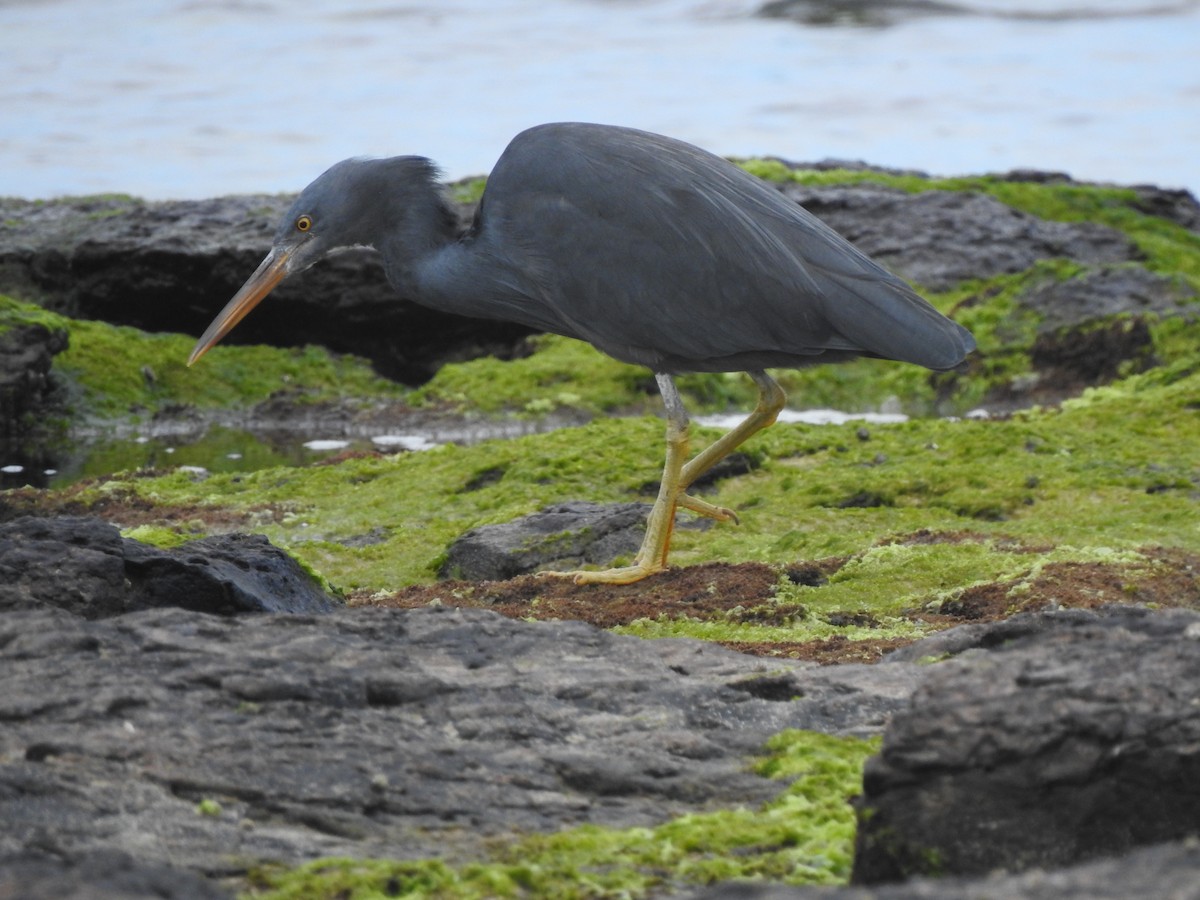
[187,248,291,366]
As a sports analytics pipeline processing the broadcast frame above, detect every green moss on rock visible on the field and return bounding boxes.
[245,730,876,899]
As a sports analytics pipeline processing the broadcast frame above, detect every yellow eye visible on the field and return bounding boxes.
[295,214,313,233]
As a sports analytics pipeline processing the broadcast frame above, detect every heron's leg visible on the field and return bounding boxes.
[680,371,785,488]
[677,492,739,522]
[542,371,784,586]
[676,371,785,514]
[544,373,691,585]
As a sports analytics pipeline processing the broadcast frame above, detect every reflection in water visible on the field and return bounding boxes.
[0,413,583,490]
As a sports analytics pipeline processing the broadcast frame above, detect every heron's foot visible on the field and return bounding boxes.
[539,561,668,585]
[677,493,739,524]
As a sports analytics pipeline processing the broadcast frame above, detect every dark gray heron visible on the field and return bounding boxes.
[189,122,974,584]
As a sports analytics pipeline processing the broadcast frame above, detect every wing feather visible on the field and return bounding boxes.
[472,123,974,373]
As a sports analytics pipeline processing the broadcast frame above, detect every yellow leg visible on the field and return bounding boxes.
[680,371,786,491]
[674,371,785,523]
[545,376,690,584]
[544,371,786,585]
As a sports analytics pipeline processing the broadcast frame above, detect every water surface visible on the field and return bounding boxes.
[2,0,1197,198]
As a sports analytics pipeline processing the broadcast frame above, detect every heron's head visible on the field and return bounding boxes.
[187,157,425,366]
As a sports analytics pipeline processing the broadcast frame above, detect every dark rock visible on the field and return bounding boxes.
[779,184,1141,291]
[0,603,921,880]
[757,0,966,28]
[1005,264,1200,399]
[0,850,231,900]
[1029,317,1155,387]
[1130,184,1200,232]
[691,838,1200,899]
[439,500,652,580]
[853,606,1200,883]
[0,320,69,435]
[0,515,339,617]
[0,193,533,384]
[1019,264,1198,333]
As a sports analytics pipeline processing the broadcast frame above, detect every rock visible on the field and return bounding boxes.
[1019,265,1198,334]
[0,515,339,617]
[0,193,533,384]
[438,499,725,580]
[0,320,68,435]
[691,838,1200,899]
[1130,184,1200,231]
[0,850,231,900]
[439,500,653,579]
[780,183,1140,291]
[1001,265,1199,399]
[757,0,964,29]
[852,606,1200,883]
[1028,317,1155,390]
[0,603,920,881]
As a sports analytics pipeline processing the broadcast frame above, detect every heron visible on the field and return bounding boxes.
[189,122,974,585]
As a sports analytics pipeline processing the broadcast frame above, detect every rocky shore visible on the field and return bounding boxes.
[1,163,1199,897]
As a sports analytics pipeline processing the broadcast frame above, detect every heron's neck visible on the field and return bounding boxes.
[377,176,549,327]
[372,163,464,299]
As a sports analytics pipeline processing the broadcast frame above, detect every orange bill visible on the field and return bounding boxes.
[187,248,291,366]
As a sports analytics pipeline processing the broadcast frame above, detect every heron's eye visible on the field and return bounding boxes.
[295,215,313,233]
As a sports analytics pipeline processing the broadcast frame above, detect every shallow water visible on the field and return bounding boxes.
[0,402,936,491]
[2,0,1198,199]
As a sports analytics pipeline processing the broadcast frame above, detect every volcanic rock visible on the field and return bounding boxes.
[0,515,339,617]
[853,606,1200,882]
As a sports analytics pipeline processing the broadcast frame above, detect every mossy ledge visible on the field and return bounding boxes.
[244,731,876,899]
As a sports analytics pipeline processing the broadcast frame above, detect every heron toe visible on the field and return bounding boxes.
[678,493,739,524]
[540,561,669,585]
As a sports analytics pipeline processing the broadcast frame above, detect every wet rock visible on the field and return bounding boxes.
[0,515,339,617]
[0,603,920,880]
[853,606,1200,883]
[0,320,68,435]
[781,183,1140,291]
[440,500,653,579]
[692,838,1200,899]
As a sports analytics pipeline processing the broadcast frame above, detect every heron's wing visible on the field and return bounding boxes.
[475,123,974,373]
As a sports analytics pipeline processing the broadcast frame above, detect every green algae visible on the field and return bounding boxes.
[10,162,1200,610]
[0,294,72,333]
[448,176,488,206]
[51,345,1200,611]
[415,331,970,420]
[121,524,192,549]
[57,317,406,420]
[613,541,1169,647]
[411,333,657,415]
[243,730,877,899]
[0,295,406,422]
[91,417,668,590]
